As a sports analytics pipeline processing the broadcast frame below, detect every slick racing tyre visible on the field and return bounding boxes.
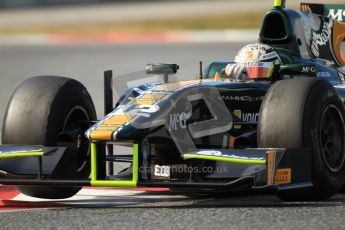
[2,76,96,199]
[258,77,345,201]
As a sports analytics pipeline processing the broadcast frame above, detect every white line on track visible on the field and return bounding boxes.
[8,188,187,210]
[0,30,259,45]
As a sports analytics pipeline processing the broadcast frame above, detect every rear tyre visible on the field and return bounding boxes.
[258,77,345,201]
[2,76,96,199]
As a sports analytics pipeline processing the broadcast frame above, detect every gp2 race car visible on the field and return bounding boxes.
[0,0,345,201]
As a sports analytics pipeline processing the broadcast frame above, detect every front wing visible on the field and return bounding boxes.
[0,143,312,192]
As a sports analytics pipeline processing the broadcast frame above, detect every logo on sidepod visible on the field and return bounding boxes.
[234,110,259,122]
[168,112,187,131]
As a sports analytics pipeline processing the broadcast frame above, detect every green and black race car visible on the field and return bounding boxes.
[0,0,345,201]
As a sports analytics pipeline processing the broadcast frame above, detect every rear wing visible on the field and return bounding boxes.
[300,3,345,66]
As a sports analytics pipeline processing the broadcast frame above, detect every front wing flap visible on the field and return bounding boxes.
[0,145,59,159]
[183,148,312,190]
[0,145,67,176]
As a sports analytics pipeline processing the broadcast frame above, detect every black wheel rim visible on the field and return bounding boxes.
[319,104,345,173]
[62,106,90,175]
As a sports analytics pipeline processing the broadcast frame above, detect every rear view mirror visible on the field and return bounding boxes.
[145,63,179,75]
[146,63,179,83]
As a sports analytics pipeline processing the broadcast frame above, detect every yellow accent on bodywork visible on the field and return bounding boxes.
[89,130,115,141]
[266,151,276,185]
[91,142,97,181]
[89,114,131,140]
[183,153,266,165]
[135,93,167,105]
[103,115,132,125]
[91,125,122,131]
[0,152,44,159]
[140,93,166,100]
[233,109,242,129]
[90,143,138,187]
[274,0,285,7]
[214,71,221,80]
[135,100,156,105]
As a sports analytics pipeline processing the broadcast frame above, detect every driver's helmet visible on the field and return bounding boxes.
[235,43,281,80]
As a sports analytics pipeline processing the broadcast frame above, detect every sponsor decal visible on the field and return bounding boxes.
[243,62,269,67]
[145,64,155,72]
[233,109,259,129]
[126,104,160,118]
[328,9,345,22]
[221,95,264,102]
[168,112,187,131]
[153,165,170,178]
[316,58,335,66]
[274,168,292,185]
[245,50,254,60]
[261,52,278,60]
[300,4,344,22]
[339,72,345,82]
[311,20,332,58]
[317,71,332,78]
[234,109,259,122]
[302,66,316,73]
[196,150,265,161]
[242,112,259,123]
[260,51,280,61]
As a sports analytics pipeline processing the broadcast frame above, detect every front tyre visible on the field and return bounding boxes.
[2,76,96,199]
[258,77,345,201]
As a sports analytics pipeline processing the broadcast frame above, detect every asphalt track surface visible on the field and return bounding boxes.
[2,188,345,230]
[1,42,345,229]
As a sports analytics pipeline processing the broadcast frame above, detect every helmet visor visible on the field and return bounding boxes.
[244,62,274,79]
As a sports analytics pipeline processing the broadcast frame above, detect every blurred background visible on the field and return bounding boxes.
[0,0,321,34]
[0,0,343,34]
[0,0,113,8]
